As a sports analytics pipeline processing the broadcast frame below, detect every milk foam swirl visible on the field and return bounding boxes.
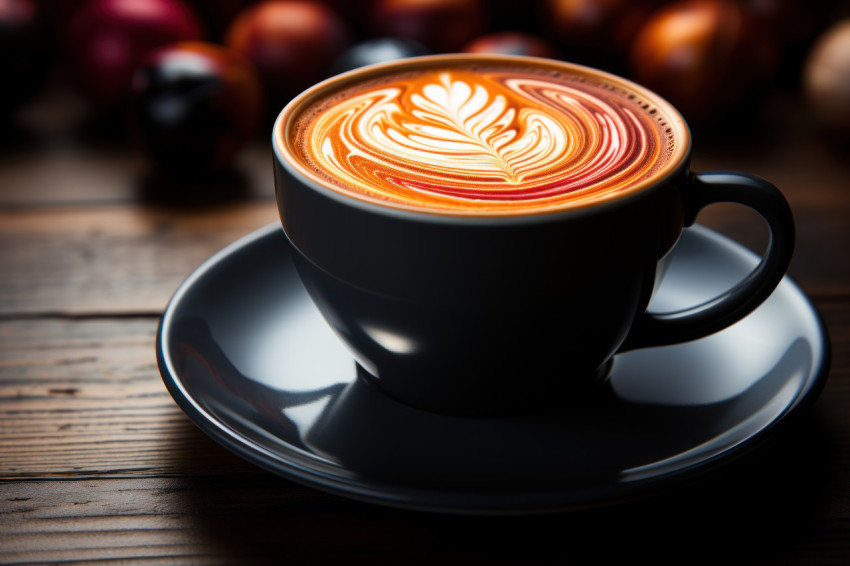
[291,66,674,212]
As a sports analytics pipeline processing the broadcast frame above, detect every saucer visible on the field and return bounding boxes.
[157,223,830,514]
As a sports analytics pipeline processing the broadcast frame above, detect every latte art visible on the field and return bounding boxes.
[286,61,681,213]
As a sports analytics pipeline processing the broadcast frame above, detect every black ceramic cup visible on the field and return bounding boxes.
[272,54,794,416]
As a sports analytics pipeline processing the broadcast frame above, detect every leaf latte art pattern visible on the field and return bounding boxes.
[291,67,674,212]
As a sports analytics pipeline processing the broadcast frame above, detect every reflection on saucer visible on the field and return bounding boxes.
[158,224,829,514]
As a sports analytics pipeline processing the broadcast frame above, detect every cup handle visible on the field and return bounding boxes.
[621,171,795,351]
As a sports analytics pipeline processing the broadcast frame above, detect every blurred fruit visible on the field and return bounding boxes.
[369,0,486,53]
[66,0,203,111]
[225,0,352,112]
[0,0,51,115]
[628,0,779,125]
[130,41,263,172]
[803,19,850,136]
[329,37,430,75]
[462,31,560,58]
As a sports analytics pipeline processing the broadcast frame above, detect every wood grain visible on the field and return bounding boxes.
[0,318,260,479]
[0,203,278,316]
[2,435,848,566]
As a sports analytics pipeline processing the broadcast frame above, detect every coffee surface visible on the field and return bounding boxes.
[286,60,681,213]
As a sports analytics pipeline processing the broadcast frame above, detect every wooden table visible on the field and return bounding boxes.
[1,86,848,565]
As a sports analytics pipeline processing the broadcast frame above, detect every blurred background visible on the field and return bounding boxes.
[2,0,849,189]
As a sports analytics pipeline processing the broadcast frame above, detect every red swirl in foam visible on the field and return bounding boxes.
[287,62,681,214]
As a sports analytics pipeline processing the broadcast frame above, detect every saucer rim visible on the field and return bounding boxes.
[156,223,832,515]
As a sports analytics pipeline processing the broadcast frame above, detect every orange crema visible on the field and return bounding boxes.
[286,60,682,214]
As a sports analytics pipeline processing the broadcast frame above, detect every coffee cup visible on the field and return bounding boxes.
[272,54,794,416]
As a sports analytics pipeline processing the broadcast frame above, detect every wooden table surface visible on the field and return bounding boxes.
[1,85,848,565]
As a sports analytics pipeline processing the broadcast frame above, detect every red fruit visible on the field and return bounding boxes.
[66,0,203,111]
[225,0,352,111]
[131,41,264,171]
[628,0,778,125]
[462,31,560,59]
[369,0,486,53]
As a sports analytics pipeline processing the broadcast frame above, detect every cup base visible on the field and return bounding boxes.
[354,359,614,418]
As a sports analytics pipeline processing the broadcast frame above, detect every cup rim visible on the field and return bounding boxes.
[273,53,692,223]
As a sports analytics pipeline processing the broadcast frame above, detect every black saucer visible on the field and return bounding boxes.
[157,223,830,514]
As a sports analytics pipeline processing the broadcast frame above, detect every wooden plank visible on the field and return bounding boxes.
[0,477,317,565]
[0,476,408,565]
[0,202,278,316]
[0,318,257,480]
[1,461,849,565]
